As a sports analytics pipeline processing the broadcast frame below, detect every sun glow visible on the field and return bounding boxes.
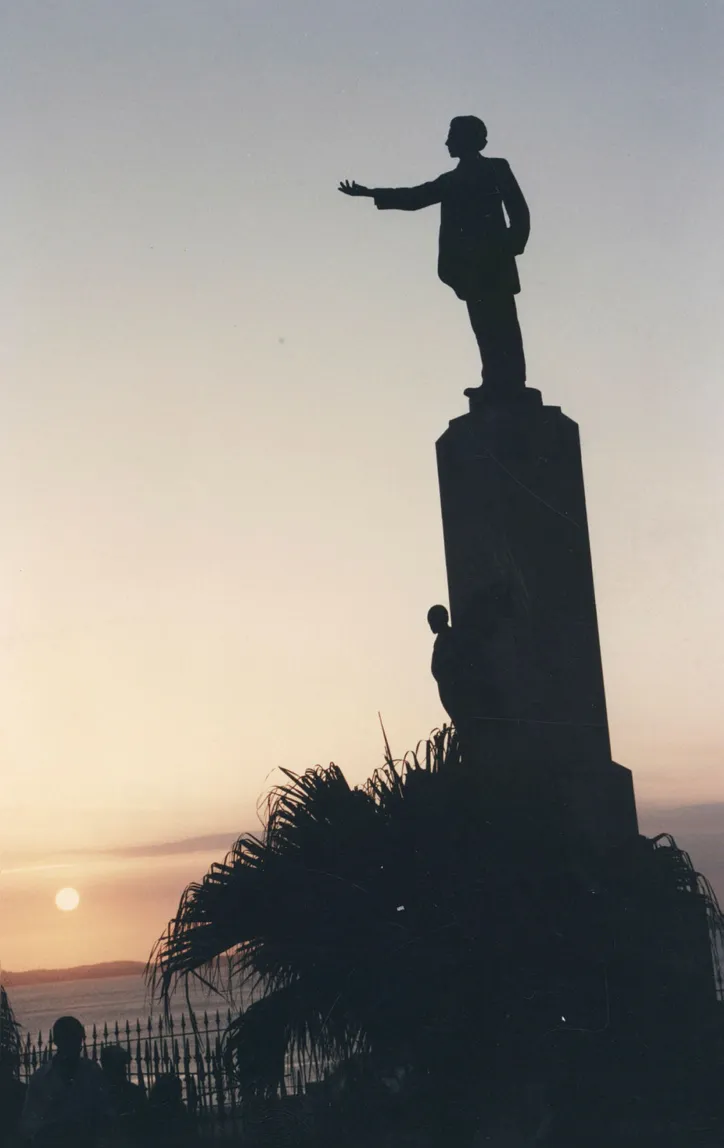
[55,887,80,912]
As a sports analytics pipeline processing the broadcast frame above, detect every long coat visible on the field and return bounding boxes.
[372,155,530,302]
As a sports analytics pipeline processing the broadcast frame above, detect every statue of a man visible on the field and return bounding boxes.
[427,603,500,734]
[427,604,466,727]
[339,116,530,403]
[427,580,522,734]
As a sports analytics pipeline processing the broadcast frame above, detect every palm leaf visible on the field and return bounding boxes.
[0,985,21,1073]
[148,724,724,1108]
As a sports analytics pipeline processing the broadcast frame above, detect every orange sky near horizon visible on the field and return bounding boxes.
[0,836,239,973]
[3,800,724,974]
[2,0,724,972]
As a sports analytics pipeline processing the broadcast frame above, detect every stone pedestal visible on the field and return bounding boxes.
[436,391,637,849]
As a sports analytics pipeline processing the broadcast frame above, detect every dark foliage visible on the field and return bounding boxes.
[148,728,724,1142]
[0,985,21,1075]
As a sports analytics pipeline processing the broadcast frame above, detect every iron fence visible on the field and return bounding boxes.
[17,1007,318,1127]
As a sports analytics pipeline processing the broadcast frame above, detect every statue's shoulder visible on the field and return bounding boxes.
[485,157,517,193]
[457,156,513,189]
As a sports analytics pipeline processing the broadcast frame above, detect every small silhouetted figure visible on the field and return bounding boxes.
[145,1074,195,1147]
[339,116,530,402]
[428,605,467,727]
[428,589,519,733]
[20,1016,112,1148]
[428,603,496,736]
[100,1044,146,1142]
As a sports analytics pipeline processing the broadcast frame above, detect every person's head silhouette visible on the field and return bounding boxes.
[149,1073,183,1109]
[427,605,450,634]
[51,1016,84,1059]
[446,116,488,159]
[100,1044,130,1082]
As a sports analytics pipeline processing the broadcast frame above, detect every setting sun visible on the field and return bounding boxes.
[55,887,80,912]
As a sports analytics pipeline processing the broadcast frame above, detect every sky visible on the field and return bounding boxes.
[1,0,723,971]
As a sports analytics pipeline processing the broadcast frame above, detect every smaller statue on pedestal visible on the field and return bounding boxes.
[427,604,468,729]
[427,577,523,736]
[339,116,531,404]
[427,603,501,736]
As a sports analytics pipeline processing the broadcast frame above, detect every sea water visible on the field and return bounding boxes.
[8,973,242,1041]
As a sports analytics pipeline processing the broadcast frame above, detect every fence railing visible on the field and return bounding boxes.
[18,1008,319,1124]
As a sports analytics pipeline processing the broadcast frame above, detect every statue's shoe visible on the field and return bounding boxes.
[464,384,522,402]
[464,385,541,406]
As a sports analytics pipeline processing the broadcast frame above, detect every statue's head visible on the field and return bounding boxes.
[427,604,450,634]
[446,116,488,158]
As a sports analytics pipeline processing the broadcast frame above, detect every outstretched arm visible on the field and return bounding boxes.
[494,160,530,255]
[339,178,443,211]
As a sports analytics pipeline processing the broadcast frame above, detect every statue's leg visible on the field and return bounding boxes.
[466,294,526,397]
[465,297,489,382]
[500,295,526,390]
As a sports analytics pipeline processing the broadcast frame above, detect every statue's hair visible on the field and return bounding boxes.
[450,115,488,151]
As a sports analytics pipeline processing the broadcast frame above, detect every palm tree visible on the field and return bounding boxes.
[0,985,29,1147]
[148,729,475,1092]
[0,985,20,1074]
[149,730,587,1121]
[147,727,724,1141]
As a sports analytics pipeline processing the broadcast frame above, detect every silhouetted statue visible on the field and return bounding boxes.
[339,116,530,402]
[428,577,524,734]
[428,604,497,733]
[427,604,465,725]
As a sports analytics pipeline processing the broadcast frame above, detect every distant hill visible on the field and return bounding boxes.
[2,961,146,988]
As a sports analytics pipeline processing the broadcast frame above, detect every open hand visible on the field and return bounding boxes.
[338,180,371,197]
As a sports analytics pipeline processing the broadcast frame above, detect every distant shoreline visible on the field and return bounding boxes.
[2,961,146,988]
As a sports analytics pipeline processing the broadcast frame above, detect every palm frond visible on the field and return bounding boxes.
[0,985,21,1073]
[223,983,366,1098]
[147,724,722,1108]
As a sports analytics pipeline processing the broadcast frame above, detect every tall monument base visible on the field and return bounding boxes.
[436,392,638,850]
[463,721,637,852]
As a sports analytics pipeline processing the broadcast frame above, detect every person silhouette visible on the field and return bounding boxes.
[339,116,530,403]
[100,1044,146,1140]
[146,1074,195,1147]
[20,1016,112,1147]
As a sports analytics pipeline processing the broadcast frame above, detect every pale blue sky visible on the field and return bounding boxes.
[1,0,723,966]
